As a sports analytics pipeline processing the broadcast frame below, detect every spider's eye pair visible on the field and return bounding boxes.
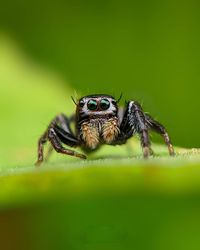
[87,99,110,111]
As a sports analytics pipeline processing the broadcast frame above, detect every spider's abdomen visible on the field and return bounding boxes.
[80,117,119,149]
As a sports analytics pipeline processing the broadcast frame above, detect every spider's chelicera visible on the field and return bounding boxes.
[35,94,175,166]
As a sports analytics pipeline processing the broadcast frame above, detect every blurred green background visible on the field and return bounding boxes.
[0,1,200,249]
[0,0,199,147]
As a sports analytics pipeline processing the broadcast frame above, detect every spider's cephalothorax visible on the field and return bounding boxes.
[35,94,175,166]
[76,95,120,149]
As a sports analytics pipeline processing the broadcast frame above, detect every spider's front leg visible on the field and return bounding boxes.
[119,101,175,158]
[120,101,151,158]
[35,114,86,166]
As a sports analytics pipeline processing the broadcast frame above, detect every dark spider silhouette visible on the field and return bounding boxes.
[35,94,175,166]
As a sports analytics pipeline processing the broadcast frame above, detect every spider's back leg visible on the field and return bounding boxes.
[117,101,174,158]
[35,113,86,166]
[145,114,175,156]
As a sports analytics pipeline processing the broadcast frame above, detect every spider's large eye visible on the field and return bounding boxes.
[87,99,97,111]
[100,99,110,110]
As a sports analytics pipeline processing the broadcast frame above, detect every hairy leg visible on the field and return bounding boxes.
[119,101,151,158]
[145,114,175,156]
[35,114,86,166]
[48,128,86,159]
[36,131,48,166]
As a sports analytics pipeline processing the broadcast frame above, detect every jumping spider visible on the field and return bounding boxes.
[35,94,175,166]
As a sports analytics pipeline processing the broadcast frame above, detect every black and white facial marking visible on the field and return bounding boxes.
[77,94,118,120]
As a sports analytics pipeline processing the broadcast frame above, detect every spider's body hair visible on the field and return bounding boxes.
[80,117,119,149]
[102,117,120,144]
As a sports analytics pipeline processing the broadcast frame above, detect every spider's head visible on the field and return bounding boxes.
[76,94,118,120]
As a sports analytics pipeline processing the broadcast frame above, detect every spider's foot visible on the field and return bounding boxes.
[74,152,87,159]
[168,144,175,156]
[35,160,43,167]
[143,147,150,159]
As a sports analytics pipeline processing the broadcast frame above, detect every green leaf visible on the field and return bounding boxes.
[1,35,200,250]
